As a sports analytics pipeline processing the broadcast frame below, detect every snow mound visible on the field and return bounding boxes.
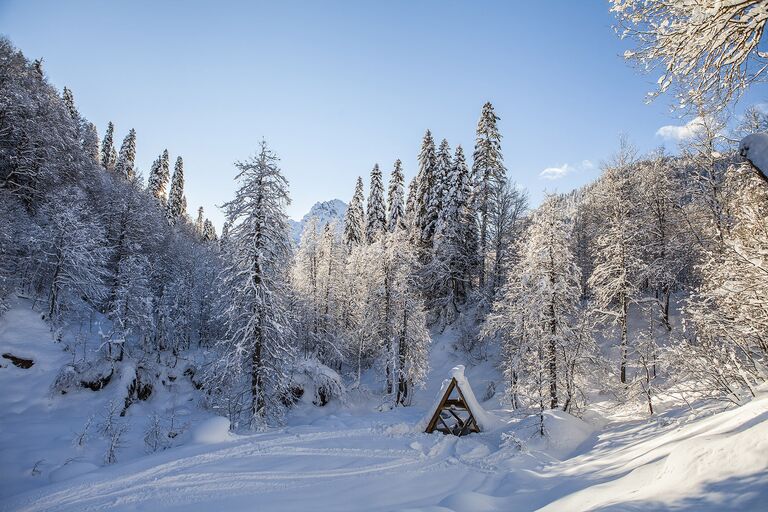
[49,461,99,483]
[535,410,595,459]
[439,491,507,512]
[740,132,768,177]
[417,365,505,433]
[192,416,232,444]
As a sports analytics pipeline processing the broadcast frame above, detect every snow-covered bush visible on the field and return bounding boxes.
[287,358,345,407]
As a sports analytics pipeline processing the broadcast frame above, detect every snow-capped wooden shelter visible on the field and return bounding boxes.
[421,365,503,436]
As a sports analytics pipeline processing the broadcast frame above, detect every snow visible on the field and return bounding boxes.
[2,301,768,511]
[289,199,347,243]
[740,132,768,177]
[192,417,233,444]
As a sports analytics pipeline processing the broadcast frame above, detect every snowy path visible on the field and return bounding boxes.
[4,393,767,512]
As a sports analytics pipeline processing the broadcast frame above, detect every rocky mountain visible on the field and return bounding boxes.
[289,199,347,243]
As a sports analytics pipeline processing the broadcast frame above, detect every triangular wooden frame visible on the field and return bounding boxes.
[424,377,481,436]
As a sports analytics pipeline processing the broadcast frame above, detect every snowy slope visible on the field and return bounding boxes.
[2,301,768,511]
[3,389,766,511]
[289,199,347,243]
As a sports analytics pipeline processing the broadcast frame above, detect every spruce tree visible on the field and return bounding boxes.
[217,140,294,428]
[414,130,437,249]
[343,177,365,247]
[429,145,477,321]
[387,159,405,232]
[431,138,452,218]
[115,128,137,180]
[166,157,185,224]
[366,164,386,243]
[202,219,217,242]
[472,102,506,291]
[62,87,78,121]
[195,207,205,235]
[147,149,170,202]
[100,122,116,172]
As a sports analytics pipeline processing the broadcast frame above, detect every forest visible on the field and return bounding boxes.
[1,1,767,510]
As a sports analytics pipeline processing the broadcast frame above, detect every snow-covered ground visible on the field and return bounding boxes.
[1,300,767,511]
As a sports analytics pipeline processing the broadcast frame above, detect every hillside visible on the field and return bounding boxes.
[1,298,767,512]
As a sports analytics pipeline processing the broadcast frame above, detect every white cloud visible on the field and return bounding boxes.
[656,117,706,141]
[540,164,573,180]
[539,159,594,181]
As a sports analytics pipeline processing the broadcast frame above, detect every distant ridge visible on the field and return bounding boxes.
[289,199,347,243]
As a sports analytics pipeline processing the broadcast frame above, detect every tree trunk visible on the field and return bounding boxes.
[620,292,628,384]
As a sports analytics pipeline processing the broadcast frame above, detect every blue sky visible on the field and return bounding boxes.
[1,0,764,228]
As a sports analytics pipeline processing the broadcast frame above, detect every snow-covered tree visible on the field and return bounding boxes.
[366,164,386,243]
[166,157,185,224]
[343,177,365,247]
[195,207,205,236]
[472,102,506,292]
[611,0,768,112]
[588,138,643,384]
[483,196,588,413]
[147,149,170,203]
[414,130,437,250]
[115,128,137,180]
[215,141,295,428]
[101,122,116,172]
[35,187,108,320]
[427,145,477,323]
[202,219,217,242]
[487,181,528,303]
[384,230,430,406]
[62,86,78,121]
[387,159,405,232]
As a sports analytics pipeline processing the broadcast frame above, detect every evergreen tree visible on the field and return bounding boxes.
[343,177,365,247]
[62,87,78,120]
[428,145,477,322]
[472,102,506,291]
[216,140,294,428]
[101,122,116,172]
[366,164,386,243]
[147,149,170,202]
[414,130,437,249]
[432,138,452,217]
[387,159,405,232]
[115,128,137,180]
[166,157,185,224]
[202,219,217,242]
[195,207,205,235]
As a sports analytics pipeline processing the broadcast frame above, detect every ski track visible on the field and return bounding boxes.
[2,427,462,512]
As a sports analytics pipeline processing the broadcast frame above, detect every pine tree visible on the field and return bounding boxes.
[414,130,437,250]
[147,149,170,202]
[366,164,386,243]
[428,145,477,321]
[343,177,365,247]
[62,87,78,120]
[216,140,294,428]
[472,102,506,292]
[166,157,185,224]
[431,138,452,217]
[202,219,217,242]
[115,128,137,180]
[101,122,116,172]
[195,207,205,235]
[387,159,405,232]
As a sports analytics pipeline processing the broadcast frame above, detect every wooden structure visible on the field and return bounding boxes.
[424,377,480,436]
